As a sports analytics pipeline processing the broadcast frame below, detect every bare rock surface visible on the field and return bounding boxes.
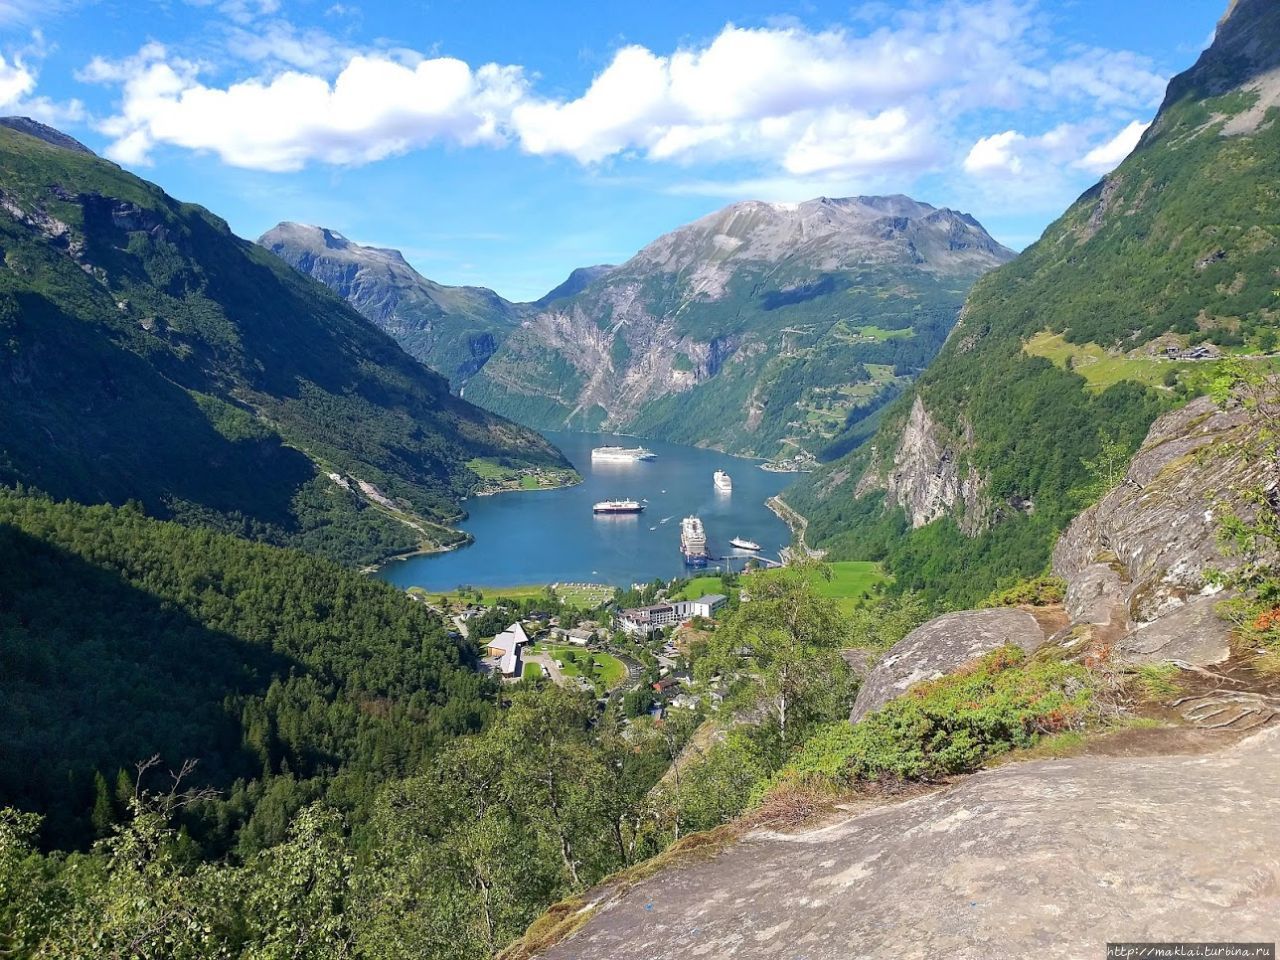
[1053,394,1272,666]
[849,609,1045,722]
[542,727,1280,960]
[857,396,989,532]
[1116,595,1233,666]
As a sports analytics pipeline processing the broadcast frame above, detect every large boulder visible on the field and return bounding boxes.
[849,609,1046,722]
[1052,394,1272,666]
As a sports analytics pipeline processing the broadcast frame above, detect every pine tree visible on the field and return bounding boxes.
[90,772,115,838]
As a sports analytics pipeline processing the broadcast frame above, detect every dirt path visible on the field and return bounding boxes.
[542,725,1280,959]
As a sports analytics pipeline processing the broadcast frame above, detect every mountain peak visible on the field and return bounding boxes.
[1157,0,1280,110]
[260,221,412,268]
[0,116,94,155]
[629,192,1011,279]
[259,221,519,384]
[533,264,616,306]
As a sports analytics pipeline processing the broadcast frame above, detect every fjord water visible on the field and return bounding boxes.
[376,431,796,590]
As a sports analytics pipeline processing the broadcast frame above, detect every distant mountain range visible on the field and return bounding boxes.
[0,118,570,566]
[260,222,619,387]
[271,196,1012,458]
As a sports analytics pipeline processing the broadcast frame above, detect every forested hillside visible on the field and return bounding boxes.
[0,488,492,854]
[0,122,570,566]
[792,0,1280,605]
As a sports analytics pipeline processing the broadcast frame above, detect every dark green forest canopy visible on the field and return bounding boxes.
[0,124,569,566]
[0,489,494,853]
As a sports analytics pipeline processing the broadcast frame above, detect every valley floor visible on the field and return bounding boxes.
[540,724,1280,958]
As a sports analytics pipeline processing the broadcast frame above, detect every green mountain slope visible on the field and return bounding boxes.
[0,122,570,565]
[0,488,491,853]
[463,195,1013,458]
[791,0,1280,604]
[259,221,525,385]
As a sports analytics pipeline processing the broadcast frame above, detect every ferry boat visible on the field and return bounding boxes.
[680,516,709,567]
[713,469,732,492]
[591,445,656,463]
[593,499,645,514]
[729,536,761,551]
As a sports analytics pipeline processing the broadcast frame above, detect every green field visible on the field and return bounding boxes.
[747,560,887,613]
[420,583,550,605]
[1021,331,1280,393]
[532,644,627,687]
[677,576,730,600]
[816,561,889,611]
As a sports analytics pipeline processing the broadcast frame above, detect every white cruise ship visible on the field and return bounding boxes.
[591,445,656,463]
[680,516,709,567]
[713,469,732,492]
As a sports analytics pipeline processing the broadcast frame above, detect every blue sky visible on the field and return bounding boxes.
[0,0,1227,300]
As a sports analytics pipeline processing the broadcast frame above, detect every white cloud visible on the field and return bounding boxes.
[0,0,63,26]
[81,0,1173,194]
[1076,119,1149,174]
[85,45,527,170]
[964,130,1026,176]
[0,47,85,125]
[962,116,1151,190]
[0,53,35,107]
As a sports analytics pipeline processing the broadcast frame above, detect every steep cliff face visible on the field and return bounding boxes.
[850,391,1273,725]
[259,222,522,385]
[465,195,1012,456]
[791,0,1280,604]
[855,396,989,532]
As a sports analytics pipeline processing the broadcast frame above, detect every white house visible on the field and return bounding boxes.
[686,594,727,619]
[487,622,532,677]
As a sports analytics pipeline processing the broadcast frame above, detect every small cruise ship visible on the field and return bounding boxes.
[680,516,709,566]
[729,536,761,551]
[593,499,645,514]
[591,445,656,463]
[713,469,732,492]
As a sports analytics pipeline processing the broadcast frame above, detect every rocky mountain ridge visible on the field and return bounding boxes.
[259,221,528,385]
[464,194,1013,457]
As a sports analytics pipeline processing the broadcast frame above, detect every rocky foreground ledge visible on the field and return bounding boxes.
[542,726,1280,959]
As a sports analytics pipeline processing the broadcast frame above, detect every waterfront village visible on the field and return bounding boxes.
[406,577,734,721]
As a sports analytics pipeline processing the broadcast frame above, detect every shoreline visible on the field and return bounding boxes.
[467,471,582,498]
[363,472,582,575]
[766,494,824,562]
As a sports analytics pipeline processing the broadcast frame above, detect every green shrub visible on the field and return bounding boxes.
[1128,662,1184,701]
[761,646,1091,796]
[979,575,1067,609]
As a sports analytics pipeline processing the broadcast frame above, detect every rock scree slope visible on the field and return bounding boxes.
[541,726,1280,959]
